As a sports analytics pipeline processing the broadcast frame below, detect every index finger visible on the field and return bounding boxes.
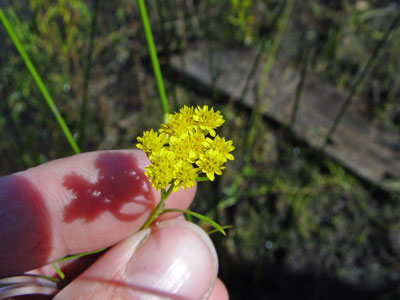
[0,150,196,277]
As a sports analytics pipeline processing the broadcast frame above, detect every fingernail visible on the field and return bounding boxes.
[124,219,218,300]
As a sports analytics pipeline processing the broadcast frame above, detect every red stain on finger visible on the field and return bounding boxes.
[0,176,51,277]
[63,152,154,223]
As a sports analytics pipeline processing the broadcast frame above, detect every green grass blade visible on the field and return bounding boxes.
[136,0,170,122]
[163,208,226,236]
[55,247,106,262]
[257,0,294,99]
[324,10,400,146]
[207,225,233,235]
[195,176,210,182]
[0,8,80,155]
[51,262,65,280]
[290,46,313,127]
[37,275,60,283]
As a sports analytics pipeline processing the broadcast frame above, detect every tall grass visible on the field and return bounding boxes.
[324,9,400,146]
[0,8,80,154]
[137,0,170,122]
[1,2,400,297]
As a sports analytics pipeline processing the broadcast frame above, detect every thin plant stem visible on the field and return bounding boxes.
[141,184,174,229]
[257,0,294,99]
[78,0,100,149]
[239,38,270,104]
[207,225,233,235]
[244,0,293,162]
[0,8,80,154]
[137,0,170,122]
[51,262,65,280]
[37,274,60,283]
[324,10,400,146]
[290,46,313,127]
[196,176,210,182]
[162,209,226,236]
[55,247,106,262]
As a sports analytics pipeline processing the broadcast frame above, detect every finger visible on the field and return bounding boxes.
[27,252,102,282]
[28,216,190,282]
[0,150,196,277]
[54,219,218,300]
[208,278,229,300]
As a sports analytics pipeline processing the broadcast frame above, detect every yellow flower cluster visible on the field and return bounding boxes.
[137,105,234,191]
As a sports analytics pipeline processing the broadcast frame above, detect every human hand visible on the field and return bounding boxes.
[0,150,228,299]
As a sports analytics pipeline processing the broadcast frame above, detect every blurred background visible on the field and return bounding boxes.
[1,0,400,299]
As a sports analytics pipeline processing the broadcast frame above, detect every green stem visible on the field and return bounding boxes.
[164,184,174,198]
[196,176,210,182]
[136,0,170,122]
[290,46,313,127]
[0,8,80,155]
[55,247,106,262]
[51,262,65,280]
[37,274,60,283]
[141,184,174,229]
[162,208,226,236]
[207,225,233,235]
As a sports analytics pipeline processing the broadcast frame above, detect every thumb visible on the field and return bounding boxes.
[54,219,219,300]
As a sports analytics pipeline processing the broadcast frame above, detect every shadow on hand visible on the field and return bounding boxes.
[0,176,51,277]
[63,152,154,223]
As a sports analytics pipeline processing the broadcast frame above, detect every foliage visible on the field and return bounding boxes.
[1,0,400,298]
[228,0,256,44]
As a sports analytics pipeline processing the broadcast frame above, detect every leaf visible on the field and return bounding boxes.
[162,209,226,236]
[208,225,233,235]
[51,262,65,280]
[56,247,106,262]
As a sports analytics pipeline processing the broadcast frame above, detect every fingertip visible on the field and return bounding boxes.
[208,278,229,300]
[27,150,157,261]
[0,149,197,276]
[55,219,218,300]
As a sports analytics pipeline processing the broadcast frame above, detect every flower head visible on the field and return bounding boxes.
[203,135,234,162]
[145,148,177,191]
[173,161,199,192]
[193,105,225,137]
[195,150,225,181]
[136,129,166,154]
[137,105,234,191]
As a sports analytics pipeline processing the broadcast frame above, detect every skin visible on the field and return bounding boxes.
[0,150,229,300]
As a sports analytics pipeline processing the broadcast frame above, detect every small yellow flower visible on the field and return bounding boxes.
[137,105,233,191]
[145,163,173,191]
[178,105,197,131]
[186,129,207,163]
[173,161,199,192]
[160,106,197,138]
[136,129,166,154]
[203,135,235,162]
[145,148,177,191]
[160,114,188,138]
[169,136,192,162]
[195,150,225,181]
[193,105,225,137]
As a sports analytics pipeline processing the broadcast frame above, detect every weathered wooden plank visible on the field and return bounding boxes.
[170,43,400,191]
